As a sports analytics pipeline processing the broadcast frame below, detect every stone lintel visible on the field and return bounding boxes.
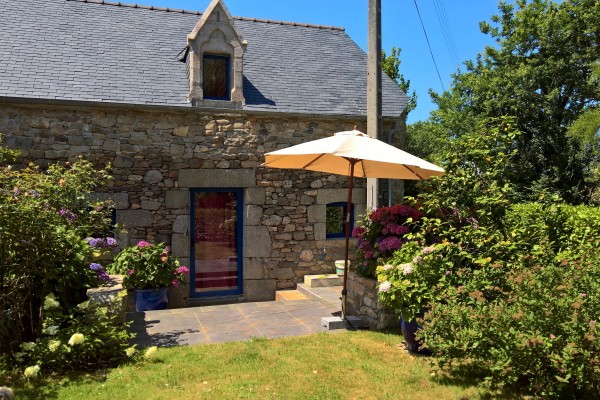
[179,169,255,188]
[316,188,366,205]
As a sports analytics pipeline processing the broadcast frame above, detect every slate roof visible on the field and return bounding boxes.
[0,0,408,117]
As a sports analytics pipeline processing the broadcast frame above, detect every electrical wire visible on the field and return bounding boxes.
[412,0,446,91]
[432,0,460,68]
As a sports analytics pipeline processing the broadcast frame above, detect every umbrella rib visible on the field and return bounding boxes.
[302,154,327,170]
[404,165,424,180]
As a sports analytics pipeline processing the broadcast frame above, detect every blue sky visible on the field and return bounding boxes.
[136,0,501,123]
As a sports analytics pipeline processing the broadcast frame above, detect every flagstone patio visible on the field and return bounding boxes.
[127,284,345,347]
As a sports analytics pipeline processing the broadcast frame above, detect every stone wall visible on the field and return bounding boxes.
[346,271,399,330]
[0,102,405,302]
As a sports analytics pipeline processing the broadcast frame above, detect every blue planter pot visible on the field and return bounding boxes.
[133,288,168,312]
[401,312,426,353]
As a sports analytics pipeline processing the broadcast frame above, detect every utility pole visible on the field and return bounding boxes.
[366,0,382,210]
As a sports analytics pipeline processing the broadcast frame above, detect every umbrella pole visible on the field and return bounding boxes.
[342,160,357,320]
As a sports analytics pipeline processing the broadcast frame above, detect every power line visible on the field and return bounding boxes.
[412,0,446,91]
[433,0,460,68]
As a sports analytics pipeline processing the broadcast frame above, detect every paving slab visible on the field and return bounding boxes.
[127,285,344,348]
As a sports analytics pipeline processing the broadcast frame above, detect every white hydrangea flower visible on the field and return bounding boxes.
[401,263,414,275]
[144,346,158,359]
[68,333,85,346]
[125,347,137,357]
[382,264,393,271]
[20,342,36,351]
[48,340,61,352]
[24,365,40,378]
[43,294,60,309]
[45,325,59,336]
[378,281,392,293]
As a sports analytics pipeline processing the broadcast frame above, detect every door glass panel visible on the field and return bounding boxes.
[193,191,239,295]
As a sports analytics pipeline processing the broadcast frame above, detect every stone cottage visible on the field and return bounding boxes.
[0,0,409,302]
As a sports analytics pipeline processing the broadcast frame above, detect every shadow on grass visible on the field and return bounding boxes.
[9,370,109,400]
[431,362,520,399]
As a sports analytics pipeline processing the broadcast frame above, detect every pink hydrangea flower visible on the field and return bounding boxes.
[378,281,391,293]
[422,246,435,254]
[171,279,180,287]
[175,266,190,274]
[364,250,374,259]
[401,263,413,275]
[137,240,150,248]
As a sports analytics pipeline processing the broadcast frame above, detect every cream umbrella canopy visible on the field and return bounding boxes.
[262,129,444,318]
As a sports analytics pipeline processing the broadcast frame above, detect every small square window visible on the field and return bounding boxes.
[326,202,354,239]
[203,54,230,100]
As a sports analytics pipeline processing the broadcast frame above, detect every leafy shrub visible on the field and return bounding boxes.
[12,294,134,375]
[352,204,423,278]
[108,241,188,290]
[0,139,134,378]
[420,244,600,399]
[375,118,600,397]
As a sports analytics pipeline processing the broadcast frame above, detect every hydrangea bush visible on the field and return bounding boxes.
[108,241,188,290]
[352,204,423,278]
[0,138,134,379]
[374,119,600,397]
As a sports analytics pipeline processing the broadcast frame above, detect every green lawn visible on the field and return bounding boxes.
[14,331,484,400]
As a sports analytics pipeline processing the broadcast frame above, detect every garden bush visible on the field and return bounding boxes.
[0,138,133,378]
[375,119,600,398]
[352,204,423,278]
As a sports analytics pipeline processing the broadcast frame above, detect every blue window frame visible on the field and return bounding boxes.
[203,54,230,100]
[326,202,354,239]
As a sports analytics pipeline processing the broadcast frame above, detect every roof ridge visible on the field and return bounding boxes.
[66,0,345,31]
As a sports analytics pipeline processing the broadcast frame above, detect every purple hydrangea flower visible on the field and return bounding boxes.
[89,263,103,272]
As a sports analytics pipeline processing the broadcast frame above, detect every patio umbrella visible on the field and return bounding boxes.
[262,129,444,319]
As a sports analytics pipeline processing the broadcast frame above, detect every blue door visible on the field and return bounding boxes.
[190,188,243,297]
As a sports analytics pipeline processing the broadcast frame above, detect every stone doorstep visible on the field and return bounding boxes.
[303,274,343,288]
[275,289,308,303]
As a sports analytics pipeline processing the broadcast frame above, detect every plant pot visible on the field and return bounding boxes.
[401,311,427,353]
[335,260,350,276]
[133,288,168,312]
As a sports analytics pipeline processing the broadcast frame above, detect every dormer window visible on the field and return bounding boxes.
[187,0,247,108]
[203,54,230,100]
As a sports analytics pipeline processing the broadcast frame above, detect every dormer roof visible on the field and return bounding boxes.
[188,0,246,47]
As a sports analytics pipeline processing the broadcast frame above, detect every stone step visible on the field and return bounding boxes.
[275,289,308,303]
[297,283,341,308]
[303,274,342,288]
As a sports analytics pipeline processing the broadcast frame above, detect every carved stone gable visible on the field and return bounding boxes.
[187,0,247,108]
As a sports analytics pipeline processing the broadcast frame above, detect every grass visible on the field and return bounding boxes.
[13,330,484,400]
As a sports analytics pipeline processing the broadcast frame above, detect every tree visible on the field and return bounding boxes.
[382,47,417,114]
[428,0,600,204]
